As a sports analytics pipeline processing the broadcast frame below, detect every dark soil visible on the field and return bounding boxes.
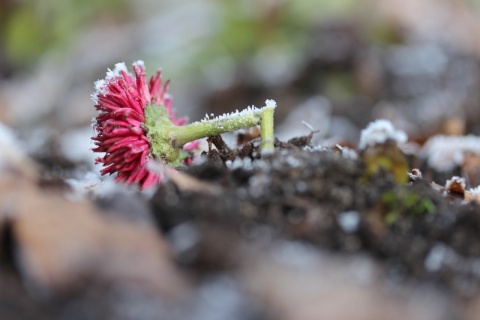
[152,137,480,299]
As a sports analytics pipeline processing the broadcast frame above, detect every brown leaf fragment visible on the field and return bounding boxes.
[0,175,189,298]
[236,127,261,146]
[164,168,222,196]
[445,176,466,198]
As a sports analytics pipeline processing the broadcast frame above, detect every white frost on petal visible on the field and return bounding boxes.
[91,79,107,104]
[133,60,145,68]
[114,62,128,73]
[106,62,128,80]
[359,119,407,149]
[91,62,129,104]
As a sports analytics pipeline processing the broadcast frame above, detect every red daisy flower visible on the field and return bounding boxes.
[91,61,192,189]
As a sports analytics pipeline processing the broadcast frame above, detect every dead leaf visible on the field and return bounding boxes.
[0,174,189,298]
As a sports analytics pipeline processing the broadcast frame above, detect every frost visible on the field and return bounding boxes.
[422,135,480,172]
[445,176,465,190]
[359,119,407,149]
[91,62,129,104]
[132,60,145,68]
[91,79,107,103]
[408,168,423,180]
[195,99,276,124]
[106,62,128,80]
[264,99,277,110]
[304,145,327,152]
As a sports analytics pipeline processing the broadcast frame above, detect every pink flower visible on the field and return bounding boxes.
[91,61,192,189]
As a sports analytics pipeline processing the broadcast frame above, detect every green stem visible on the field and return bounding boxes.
[145,100,276,166]
[168,101,276,149]
[168,109,262,147]
[260,107,275,153]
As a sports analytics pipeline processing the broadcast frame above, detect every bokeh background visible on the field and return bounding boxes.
[2,0,480,180]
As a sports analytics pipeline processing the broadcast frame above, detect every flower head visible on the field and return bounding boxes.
[91,61,190,189]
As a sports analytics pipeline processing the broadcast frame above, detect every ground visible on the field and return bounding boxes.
[2,128,480,320]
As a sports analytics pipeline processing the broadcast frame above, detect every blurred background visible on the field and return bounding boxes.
[2,0,480,180]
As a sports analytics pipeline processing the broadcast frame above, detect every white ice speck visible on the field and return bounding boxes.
[359,119,407,149]
[91,62,129,104]
[91,79,106,104]
[197,99,276,124]
[304,145,327,152]
[265,99,277,109]
[338,211,360,233]
[106,62,128,80]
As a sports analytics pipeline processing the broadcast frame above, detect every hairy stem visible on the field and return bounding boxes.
[168,100,276,151]
[260,107,275,153]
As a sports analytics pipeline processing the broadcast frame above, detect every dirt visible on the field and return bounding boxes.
[5,124,480,320]
[152,137,478,299]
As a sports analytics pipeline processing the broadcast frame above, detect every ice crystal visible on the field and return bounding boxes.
[359,119,407,149]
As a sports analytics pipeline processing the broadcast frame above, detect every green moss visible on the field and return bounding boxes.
[381,189,436,224]
[361,141,409,185]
